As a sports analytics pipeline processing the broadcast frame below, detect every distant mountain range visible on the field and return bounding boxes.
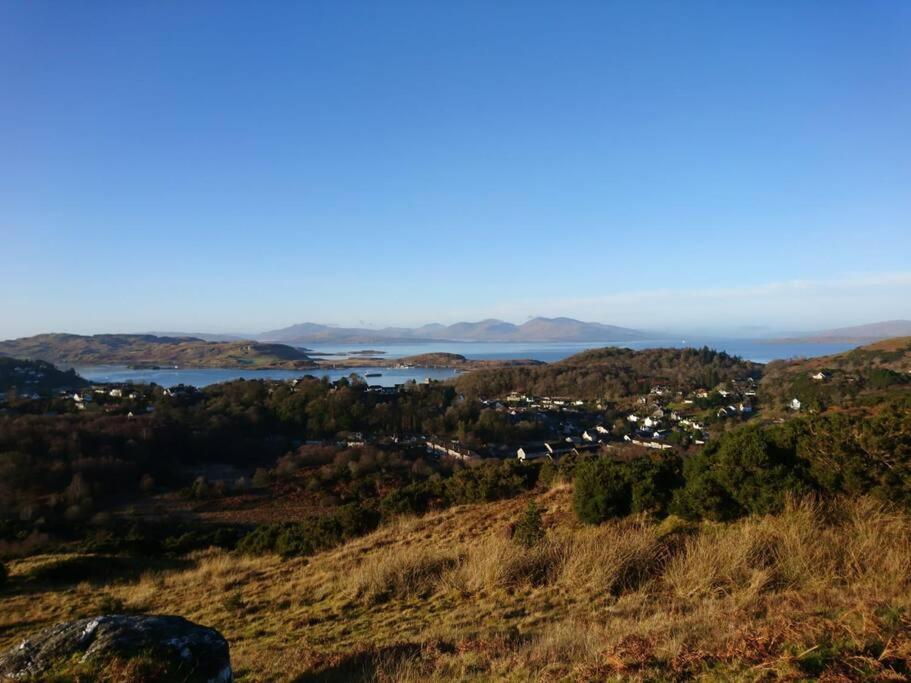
[769,320,911,344]
[257,317,649,344]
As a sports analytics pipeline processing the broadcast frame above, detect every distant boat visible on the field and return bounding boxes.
[365,372,382,377]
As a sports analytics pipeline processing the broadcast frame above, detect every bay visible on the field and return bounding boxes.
[301,338,860,364]
[73,338,860,388]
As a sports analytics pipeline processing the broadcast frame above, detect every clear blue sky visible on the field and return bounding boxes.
[2,1,909,338]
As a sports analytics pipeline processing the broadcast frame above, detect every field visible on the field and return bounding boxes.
[2,485,910,681]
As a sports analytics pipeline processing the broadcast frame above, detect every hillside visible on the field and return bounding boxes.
[258,317,648,344]
[770,319,911,343]
[0,334,317,370]
[2,488,909,681]
[0,358,88,396]
[455,345,761,399]
[761,336,911,410]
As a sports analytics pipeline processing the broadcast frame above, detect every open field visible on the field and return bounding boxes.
[2,486,909,681]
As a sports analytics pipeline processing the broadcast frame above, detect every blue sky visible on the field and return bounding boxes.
[1,1,909,338]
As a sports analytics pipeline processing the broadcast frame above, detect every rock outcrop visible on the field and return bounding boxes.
[0,614,232,682]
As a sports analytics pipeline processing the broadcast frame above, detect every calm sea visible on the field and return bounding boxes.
[74,338,859,388]
[300,338,858,364]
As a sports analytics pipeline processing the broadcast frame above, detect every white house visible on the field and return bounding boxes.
[109,388,123,398]
[627,414,640,423]
[811,371,828,381]
[790,398,802,411]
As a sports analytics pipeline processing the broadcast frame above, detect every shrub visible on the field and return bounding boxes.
[628,457,682,517]
[0,560,7,586]
[673,427,810,520]
[237,503,380,557]
[513,501,545,548]
[380,483,431,518]
[573,459,631,524]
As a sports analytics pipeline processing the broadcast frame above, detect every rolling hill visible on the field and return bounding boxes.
[3,488,908,680]
[0,357,88,395]
[0,334,317,370]
[760,336,911,410]
[770,320,911,343]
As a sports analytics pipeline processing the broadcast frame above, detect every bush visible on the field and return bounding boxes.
[628,457,682,517]
[573,459,631,524]
[237,503,380,557]
[0,560,7,586]
[673,427,810,520]
[513,501,545,548]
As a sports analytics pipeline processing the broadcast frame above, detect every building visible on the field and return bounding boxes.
[427,439,480,461]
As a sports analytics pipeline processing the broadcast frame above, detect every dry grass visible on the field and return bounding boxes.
[2,490,910,681]
[348,545,460,603]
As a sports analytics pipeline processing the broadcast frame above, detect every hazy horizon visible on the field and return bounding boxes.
[4,311,911,342]
[2,2,909,339]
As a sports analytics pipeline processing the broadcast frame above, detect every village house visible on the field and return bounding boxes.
[624,434,674,451]
[790,398,802,411]
[516,446,548,462]
[426,439,480,461]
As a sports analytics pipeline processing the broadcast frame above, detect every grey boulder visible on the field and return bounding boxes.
[0,614,232,682]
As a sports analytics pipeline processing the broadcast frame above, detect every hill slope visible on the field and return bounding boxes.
[0,357,88,395]
[455,345,761,399]
[2,488,908,681]
[0,334,317,369]
[771,320,911,343]
[760,336,911,410]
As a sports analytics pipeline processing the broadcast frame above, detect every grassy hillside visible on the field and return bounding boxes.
[1,488,909,681]
[0,334,317,369]
[761,337,911,411]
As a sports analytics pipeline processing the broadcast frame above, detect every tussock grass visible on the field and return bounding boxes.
[348,545,460,603]
[444,534,567,593]
[665,497,911,604]
[559,516,668,596]
[2,492,911,681]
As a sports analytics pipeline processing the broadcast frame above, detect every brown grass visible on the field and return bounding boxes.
[1,490,910,681]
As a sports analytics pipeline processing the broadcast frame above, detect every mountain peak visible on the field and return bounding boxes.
[258,318,647,344]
